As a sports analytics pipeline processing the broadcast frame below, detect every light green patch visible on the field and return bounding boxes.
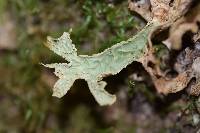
[43,22,158,106]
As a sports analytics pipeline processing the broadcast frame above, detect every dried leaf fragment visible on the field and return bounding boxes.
[129,0,192,24]
[164,14,200,50]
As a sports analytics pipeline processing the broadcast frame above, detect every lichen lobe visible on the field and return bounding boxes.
[43,24,154,105]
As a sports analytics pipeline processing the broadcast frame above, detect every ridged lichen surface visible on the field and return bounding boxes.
[43,22,157,105]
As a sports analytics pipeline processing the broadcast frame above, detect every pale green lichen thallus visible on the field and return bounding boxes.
[43,22,157,106]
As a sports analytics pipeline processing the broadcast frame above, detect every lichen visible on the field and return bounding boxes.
[43,22,158,106]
